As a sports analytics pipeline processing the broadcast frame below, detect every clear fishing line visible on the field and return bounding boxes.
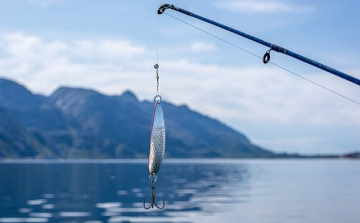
[164,12,360,106]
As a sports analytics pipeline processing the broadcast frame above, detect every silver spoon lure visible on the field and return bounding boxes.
[143,64,166,209]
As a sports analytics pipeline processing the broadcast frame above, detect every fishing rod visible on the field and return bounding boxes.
[157,4,360,87]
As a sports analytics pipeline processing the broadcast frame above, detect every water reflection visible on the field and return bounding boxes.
[0,160,250,223]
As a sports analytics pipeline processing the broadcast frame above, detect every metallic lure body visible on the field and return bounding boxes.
[148,101,165,175]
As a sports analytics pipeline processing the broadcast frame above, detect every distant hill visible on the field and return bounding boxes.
[342,152,360,159]
[0,78,275,159]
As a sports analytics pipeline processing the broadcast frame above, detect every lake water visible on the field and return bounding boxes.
[0,159,359,223]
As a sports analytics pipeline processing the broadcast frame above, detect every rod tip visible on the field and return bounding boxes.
[158,4,173,14]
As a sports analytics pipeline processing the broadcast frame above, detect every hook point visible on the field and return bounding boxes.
[143,182,165,209]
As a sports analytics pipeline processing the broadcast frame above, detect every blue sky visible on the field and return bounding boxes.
[0,0,359,155]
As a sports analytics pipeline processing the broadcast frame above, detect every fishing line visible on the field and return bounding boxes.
[164,12,360,106]
[156,13,159,64]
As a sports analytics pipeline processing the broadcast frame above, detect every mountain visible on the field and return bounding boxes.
[0,78,274,159]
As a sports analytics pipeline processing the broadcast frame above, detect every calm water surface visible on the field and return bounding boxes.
[0,159,359,223]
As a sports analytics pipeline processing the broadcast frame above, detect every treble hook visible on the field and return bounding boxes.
[143,180,165,209]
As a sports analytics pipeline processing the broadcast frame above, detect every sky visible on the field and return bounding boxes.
[0,0,359,155]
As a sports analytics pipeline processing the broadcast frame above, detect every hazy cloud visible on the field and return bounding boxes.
[160,59,360,127]
[190,42,217,52]
[213,0,315,14]
[0,32,147,94]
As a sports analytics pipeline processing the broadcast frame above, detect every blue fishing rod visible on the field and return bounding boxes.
[158,4,360,87]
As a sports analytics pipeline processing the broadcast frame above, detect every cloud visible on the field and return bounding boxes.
[259,136,325,153]
[190,42,216,52]
[0,32,147,95]
[159,59,360,127]
[2,33,145,61]
[213,0,315,14]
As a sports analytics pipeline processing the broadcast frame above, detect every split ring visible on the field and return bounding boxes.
[154,95,162,104]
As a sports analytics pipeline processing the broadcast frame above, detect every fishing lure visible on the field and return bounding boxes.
[143,64,166,209]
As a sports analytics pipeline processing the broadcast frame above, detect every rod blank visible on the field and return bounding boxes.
[158,4,360,86]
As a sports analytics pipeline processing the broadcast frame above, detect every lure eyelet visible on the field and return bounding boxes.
[154,95,162,104]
